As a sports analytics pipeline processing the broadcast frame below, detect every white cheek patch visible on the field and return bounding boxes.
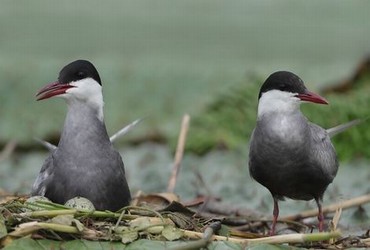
[65,78,104,121]
[258,90,300,117]
[67,79,102,98]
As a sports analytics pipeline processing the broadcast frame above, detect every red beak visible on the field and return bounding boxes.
[296,91,328,105]
[36,82,75,101]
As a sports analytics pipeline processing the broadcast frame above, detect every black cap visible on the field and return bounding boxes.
[258,71,307,100]
[58,60,102,85]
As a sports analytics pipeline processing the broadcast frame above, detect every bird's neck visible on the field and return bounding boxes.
[257,105,308,145]
[58,101,110,149]
[256,94,309,143]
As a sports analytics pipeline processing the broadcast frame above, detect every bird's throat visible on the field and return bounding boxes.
[58,103,109,151]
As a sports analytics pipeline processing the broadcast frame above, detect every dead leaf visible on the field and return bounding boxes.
[162,225,183,241]
[50,214,74,226]
[121,229,139,244]
[132,192,180,211]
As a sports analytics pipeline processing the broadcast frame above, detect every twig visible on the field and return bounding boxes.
[248,231,341,245]
[198,199,261,218]
[10,221,101,239]
[167,114,191,193]
[236,194,370,232]
[18,208,137,220]
[331,208,342,231]
[194,170,213,196]
[329,208,342,244]
[361,237,370,247]
[9,221,80,237]
[282,194,370,221]
[114,205,164,229]
[233,218,309,233]
[178,230,341,246]
[18,209,78,218]
[168,221,221,250]
[122,206,165,223]
[0,140,17,162]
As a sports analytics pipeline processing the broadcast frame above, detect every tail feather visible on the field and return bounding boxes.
[327,118,365,137]
[110,118,143,143]
[34,138,57,151]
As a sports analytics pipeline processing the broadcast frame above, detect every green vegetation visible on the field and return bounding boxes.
[1,0,370,152]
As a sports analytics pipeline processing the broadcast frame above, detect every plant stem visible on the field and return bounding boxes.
[179,230,341,245]
[19,209,77,218]
[282,194,370,221]
[167,114,190,193]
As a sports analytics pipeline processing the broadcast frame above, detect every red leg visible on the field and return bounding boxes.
[269,197,279,236]
[315,198,324,232]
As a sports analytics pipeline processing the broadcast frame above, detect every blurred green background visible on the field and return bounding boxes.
[0,0,369,230]
[1,0,369,144]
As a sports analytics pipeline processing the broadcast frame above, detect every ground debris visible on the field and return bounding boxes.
[0,193,369,249]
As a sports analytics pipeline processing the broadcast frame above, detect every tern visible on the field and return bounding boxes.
[32,60,131,211]
[249,71,360,235]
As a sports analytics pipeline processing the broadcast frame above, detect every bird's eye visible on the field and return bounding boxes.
[278,84,287,91]
[77,71,85,78]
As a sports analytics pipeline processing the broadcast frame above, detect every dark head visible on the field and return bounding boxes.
[58,60,101,86]
[36,60,102,101]
[258,71,328,104]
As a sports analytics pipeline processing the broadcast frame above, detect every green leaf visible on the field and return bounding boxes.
[125,239,177,250]
[3,238,127,250]
[61,239,124,250]
[207,240,243,250]
[3,238,61,250]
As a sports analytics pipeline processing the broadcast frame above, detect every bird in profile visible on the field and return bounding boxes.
[249,71,360,235]
[32,60,131,211]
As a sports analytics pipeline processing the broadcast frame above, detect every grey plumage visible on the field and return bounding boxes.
[32,60,131,211]
[249,110,338,202]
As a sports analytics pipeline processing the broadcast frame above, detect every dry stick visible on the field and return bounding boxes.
[179,229,340,246]
[18,209,78,218]
[361,237,370,246]
[237,194,370,232]
[329,208,342,245]
[0,140,17,162]
[9,221,80,237]
[331,208,342,231]
[18,209,137,220]
[281,193,370,221]
[168,221,221,250]
[167,114,191,193]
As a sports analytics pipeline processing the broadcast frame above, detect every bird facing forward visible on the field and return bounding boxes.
[249,71,339,235]
[32,60,131,211]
